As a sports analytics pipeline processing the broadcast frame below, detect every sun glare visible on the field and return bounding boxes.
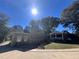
[32,8,38,15]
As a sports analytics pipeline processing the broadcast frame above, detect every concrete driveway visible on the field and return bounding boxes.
[0,49,79,59]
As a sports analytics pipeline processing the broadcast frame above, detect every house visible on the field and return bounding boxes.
[50,31,79,43]
[7,31,47,46]
[50,32,68,42]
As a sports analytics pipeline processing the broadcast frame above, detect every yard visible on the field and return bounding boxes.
[1,41,79,49]
[44,42,79,49]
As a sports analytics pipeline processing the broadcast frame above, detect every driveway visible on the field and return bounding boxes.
[0,49,79,59]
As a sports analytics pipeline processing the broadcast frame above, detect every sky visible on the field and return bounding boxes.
[0,0,74,30]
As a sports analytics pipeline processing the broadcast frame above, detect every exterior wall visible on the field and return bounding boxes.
[7,32,47,45]
[50,32,66,41]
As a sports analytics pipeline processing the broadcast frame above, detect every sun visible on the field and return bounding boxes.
[32,8,38,15]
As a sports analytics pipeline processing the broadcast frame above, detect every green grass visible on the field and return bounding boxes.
[44,43,79,49]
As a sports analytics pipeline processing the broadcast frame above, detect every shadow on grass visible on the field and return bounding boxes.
[52,40,79,45]
[0,44,40,53]
[0,40,50,53]
[0,40,79,53]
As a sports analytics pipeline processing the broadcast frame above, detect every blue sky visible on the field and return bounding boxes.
[0,0,74,30]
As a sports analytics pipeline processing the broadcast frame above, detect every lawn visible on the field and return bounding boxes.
[44,43,79,49]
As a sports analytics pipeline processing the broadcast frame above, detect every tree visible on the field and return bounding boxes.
[41,16,60,34]
[61,0,79,34]
[29,16,59,35]
[29,20,41,32]
[24,25,30,33]
[10,25,23,33]
[0,13,9,43]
